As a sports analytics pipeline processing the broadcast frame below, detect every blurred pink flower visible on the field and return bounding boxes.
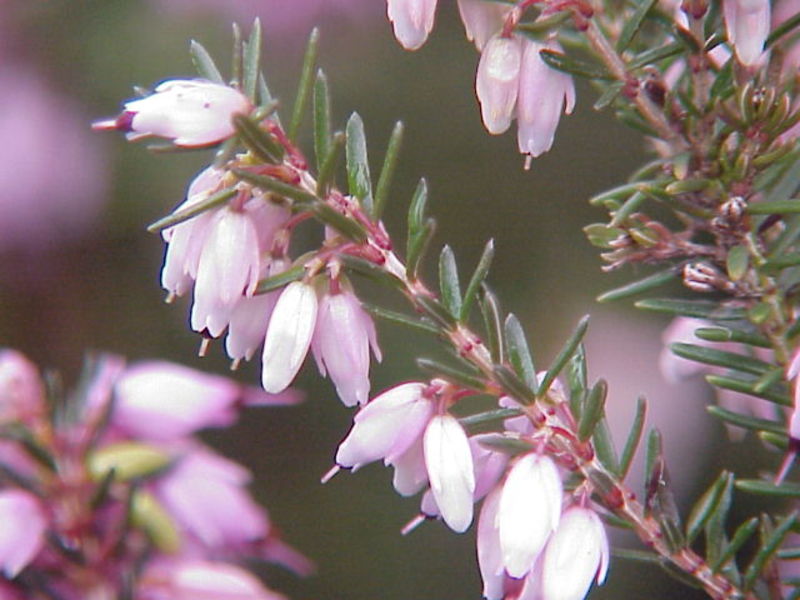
[0,489,47,577]
[0,67,106,251]
[0,349,45,425]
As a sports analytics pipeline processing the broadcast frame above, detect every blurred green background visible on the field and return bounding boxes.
[0,1,778,599]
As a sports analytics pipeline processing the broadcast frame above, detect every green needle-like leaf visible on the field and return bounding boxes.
[417,358,485,391]
[578,379,607,442]
[255,264,305,294]
[346,112,374,215]
[316,131,345,197]
[231,170,318,204]
[288,28,319,141]
[539,49,612,80]
[373,121,404,221]
[480,285,504,364]
[461,239,495,322]
[670,343,772,376]
[686,472,732,544]
[438,245,462,319]
[242,18,262,101]
[597,268,678,302]
[636,298,747,320]
[147,186,237,233]
[539,314,590,394]
[713,517,759,572]
[707,406,785,435]
[363,304,438,334]
[504,314,537,394]
[619,396,647,478]
[232,113,282,163]
[744,513,798,590]
[313,70,332,172]
[190,40,225,84]
[616,0,659,51]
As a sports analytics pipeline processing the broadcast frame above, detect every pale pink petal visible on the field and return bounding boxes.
[388,436,429,496]
[476,35,522,134]
[261,281,318,393]
[477,487,505,600]
[0,490,46,577]
[423,414,475,533]
[387,0,438,50]
[498,453,562,578]
[0,350,45,424]
[457,0,512,50]
[724,0,770,66]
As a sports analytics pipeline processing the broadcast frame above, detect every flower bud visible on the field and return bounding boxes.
[93,80,251,147]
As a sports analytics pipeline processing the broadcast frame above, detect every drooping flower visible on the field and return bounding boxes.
[335,382,434,469]
[387,0,438,50]
[497,452,562,578]
[539,506,609,600]
[160,166,226,299]
[723,0,770,66]
[457,0,512,51]
[423,414,475,533]
[191,206,262,338]
[261,281,319,394]
[476,35,523,134]
[0,489,47,577]
[477,487,506,600]
[516,38,575,159]
[93,79,252,147]
[311,285,382,406]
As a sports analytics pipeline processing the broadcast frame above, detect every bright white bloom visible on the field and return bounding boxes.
[476,487,505,600]
[335,382,433,469]
[191,207,262,337]
[387,0,438,50]
[476,35,523,134]
[0,490,46,577]
[423,414,475,533]
[93,79,251,147]
[160,166,224,298]
[312,287,382,406]
[724,0,770,66]
[517,38,575,158]
[540,506,609,600]
[261,281,319,393]
[457,0,512,50]
[498,453,562,578]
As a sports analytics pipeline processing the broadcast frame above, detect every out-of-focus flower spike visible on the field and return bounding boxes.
[723,0,770,66]
[476,35,523,134]
[0,489,46,577]
[261,281,319,394]
[112,361,242,440]
[540,506,610,600]
[387,0,438,50]
[516,38,575,160]
[93,79,252,147]
[0,350,45,425]
[423,414,475,533]
[457,0,512,50]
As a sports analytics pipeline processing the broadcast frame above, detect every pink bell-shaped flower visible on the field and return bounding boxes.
[388,435,429,496]
[191,207,262,338]
[457,0,512,50]
[0,489,46,577]
[160,166,225,299]
[387,0,438,50]
[498,452,562,578]
[423,414,475,533]
[311,286,382,406]
[93,79,252,147]
[0,350,45,425]
[261,281,319,393]
[476,487,505,600]
[540,506,610,600]
[476,35,523,134]
[516,38,575,159]
[723,0,770,66]
[335,382,434,469]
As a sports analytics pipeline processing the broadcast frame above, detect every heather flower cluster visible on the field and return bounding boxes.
[89,0,800,597]
[0,349,306,599]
